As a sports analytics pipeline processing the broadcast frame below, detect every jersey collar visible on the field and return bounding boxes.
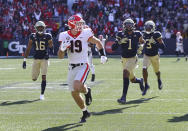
[68,30,81,39]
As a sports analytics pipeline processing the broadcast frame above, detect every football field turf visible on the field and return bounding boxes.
[0,57,188,131]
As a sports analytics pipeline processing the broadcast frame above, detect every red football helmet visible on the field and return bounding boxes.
[68,15,85,31]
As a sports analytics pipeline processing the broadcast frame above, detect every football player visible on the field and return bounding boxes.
[142,20,165,95]
[175,32,187,61]
[22,21,53,100]
[112,18,145,104]
[58,15,107,123]
[98,35,107,56]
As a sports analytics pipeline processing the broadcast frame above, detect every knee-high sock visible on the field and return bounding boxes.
[122,77,129,99]
[41,80,46,94]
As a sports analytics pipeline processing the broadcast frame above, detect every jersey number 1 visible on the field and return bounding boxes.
[128,39,132,50]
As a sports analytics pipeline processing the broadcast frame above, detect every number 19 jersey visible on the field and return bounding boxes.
[58,28,94,64]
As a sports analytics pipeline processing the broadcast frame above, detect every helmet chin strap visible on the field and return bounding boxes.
[38,31,44,34]
[146,31,151,34]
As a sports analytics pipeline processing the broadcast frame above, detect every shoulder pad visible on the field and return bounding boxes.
[116,31,123,40]
[45,33,52,36]
[29,33,36,39]
[154,31,162,39]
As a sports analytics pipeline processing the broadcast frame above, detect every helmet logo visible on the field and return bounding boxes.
[68,16,75,21]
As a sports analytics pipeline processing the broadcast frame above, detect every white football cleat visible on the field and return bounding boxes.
[40,94,45,100]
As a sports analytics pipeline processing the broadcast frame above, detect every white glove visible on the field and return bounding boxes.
[60,40,71,51]
[137,44,143,55]
[100,56,108,64]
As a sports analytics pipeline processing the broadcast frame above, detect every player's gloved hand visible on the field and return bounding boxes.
[137,44,143,55]
[22,61,26,69]
[60,40,71,51]
[100,56,108,64]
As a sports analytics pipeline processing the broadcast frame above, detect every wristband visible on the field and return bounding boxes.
[24,58,26,61]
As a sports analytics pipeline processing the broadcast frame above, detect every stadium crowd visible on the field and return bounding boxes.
[0,0,188,42]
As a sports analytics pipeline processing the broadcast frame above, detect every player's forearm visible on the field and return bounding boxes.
[58,50,65,59]
[24,48,30,58]
[48,40,53,48]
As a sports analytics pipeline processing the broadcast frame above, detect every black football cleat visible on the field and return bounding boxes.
[158,79,163,90]
[85,88,92,106]
[142,84,150,96]
[139,78,144,92]
[117,98,126,104]
[185,57,188,61]
[91,74,95,82]
[80,111,91,123]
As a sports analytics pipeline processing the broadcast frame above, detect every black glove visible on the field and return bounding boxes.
[22,61,26,69]
[112,43,119,51]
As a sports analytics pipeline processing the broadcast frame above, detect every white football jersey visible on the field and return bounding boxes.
[59,28,94,64]
[176,36,183,45]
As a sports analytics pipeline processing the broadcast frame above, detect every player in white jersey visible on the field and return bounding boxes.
[98,35,107,55]
[58,15,107,123]
[176,32,187,61]
[95,35,107,56]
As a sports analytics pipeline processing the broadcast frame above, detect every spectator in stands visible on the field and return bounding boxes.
[0,0,188,41]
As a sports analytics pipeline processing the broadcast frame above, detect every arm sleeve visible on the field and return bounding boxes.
[154,31,162,40]
[112,32,122,51]
[29,33,34,41]
[137,31,142,39]
[47,33,52,41]
[155,32,165,49]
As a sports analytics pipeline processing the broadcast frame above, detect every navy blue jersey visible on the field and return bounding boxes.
[143,31,162,56]
[30,33,52,59]
[116,30,142,58]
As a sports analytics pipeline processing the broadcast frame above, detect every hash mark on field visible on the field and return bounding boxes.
[0,81,104,89]
[0,68,16,70]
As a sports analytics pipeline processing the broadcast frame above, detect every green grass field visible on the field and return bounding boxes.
[0,57,188,131]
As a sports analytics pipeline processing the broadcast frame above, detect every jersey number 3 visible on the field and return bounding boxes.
[70,40,82,53]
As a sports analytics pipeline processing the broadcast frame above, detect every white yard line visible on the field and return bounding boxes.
[0,112,184,115]
[0,98,187,102]
[0,68,16,70]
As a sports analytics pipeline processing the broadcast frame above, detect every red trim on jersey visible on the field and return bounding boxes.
[68,30,81,38]
[59,41,62,44]
[80,63,89,83]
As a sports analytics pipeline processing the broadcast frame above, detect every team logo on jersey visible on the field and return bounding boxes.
[66,36,71,41]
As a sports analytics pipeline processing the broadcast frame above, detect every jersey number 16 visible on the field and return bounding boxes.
[35,41,46,51]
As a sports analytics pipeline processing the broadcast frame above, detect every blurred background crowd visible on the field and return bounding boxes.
[1,0,188,41]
